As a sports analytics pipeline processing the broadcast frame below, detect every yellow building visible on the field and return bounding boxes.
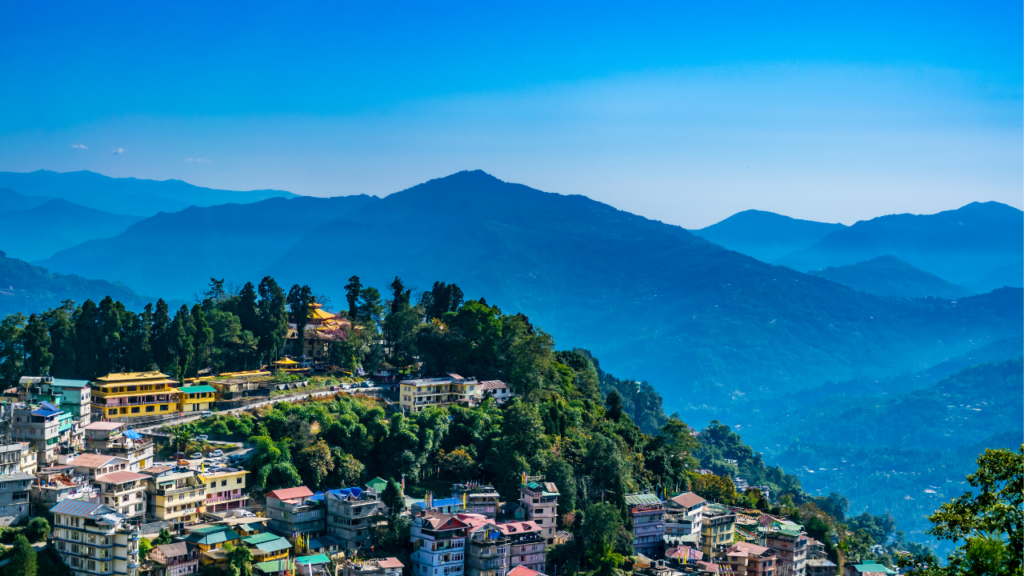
[182,525,242,566]
[179,384,216,412]
[92,371,182,421]
[202,467,249,513]
[144,466,207,525]
[700,504,738,557]
[399,375,478,413]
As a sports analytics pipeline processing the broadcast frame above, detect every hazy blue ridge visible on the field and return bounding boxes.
[691,209,846,262]
[261,170,1023,411]
[0,198,142,262]
[808,255,974,300]
[0,251,157,315]
[0,169,297,217]
[775,201,1023,292]
[38,194,379,299]
[0,188,52,213]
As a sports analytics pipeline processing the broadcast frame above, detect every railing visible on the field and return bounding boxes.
[205,493,245,504]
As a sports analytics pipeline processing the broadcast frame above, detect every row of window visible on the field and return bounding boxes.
[107,404,171,415]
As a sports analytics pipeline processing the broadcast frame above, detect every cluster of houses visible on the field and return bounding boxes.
[0,323,886,576]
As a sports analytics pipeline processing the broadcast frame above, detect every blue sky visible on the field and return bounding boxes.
[0,1,1020,227]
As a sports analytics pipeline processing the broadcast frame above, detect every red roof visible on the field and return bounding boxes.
[670,492,706,508]
[377,558,404,569]
[69,453,121,468]
[95,471,149,484]
[265,486,314,501]
[509,567,544,576]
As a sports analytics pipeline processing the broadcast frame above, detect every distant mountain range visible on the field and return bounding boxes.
[14,170,1024,415]
[0,198,143,262]
[808,255,974,300]
[775,202,1022,292]
[0,251,153,316]
[0,170,296,217]
[691,209,846,262]
[39,194,378,298]
[249,171,1020,410]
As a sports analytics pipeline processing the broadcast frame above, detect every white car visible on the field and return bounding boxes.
[211,449,223,457]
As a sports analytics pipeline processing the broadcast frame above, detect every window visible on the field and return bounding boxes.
[221,480,227,486]
[131,407,140,413]
[237,478,243,484]
[146,406,155,412]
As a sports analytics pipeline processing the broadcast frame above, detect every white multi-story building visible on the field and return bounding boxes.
[410,511,469,576]
[51,499,140,576]
[665,492,705,541]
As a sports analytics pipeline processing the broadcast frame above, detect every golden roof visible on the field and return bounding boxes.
[95,371,177,384]
[273,359,298,365]
[311,308,335,320]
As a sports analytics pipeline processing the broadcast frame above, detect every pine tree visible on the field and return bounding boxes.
[151,299,172,373]
[23,313,53,376]
[191,304,214,375]
[74,299,100,378]
[287,284,314,356]
[170,305,195,382]
[44,300,77,378]
[125,304,153,371]
[344,276,362,320]
[257,277,288,364]
[237,282,260,335]
[0,314,26,388]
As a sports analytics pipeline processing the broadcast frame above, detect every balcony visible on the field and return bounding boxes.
[205,493,245,504]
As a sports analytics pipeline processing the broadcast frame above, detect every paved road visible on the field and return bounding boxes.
[138,388,341,435]
[139,388,342,471]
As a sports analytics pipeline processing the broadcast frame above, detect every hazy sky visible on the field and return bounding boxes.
[1,1,1020,228]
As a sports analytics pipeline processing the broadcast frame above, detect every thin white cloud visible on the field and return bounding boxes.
[185,158,211,163]
[111,148,125,155]
[71,144,87,149]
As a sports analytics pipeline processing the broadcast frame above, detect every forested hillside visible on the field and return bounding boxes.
[0,252,152,317]
[263,171,1021,415]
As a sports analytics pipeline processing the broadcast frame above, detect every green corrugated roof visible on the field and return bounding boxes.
[180,385,216,394]
[189,525,230,533]
[296,554,330,565]
[774,528,803,538]
[256,538,292,553]
[255,559,292,574]
[366,477,387,491]
[242,533,281,545]
[853,563,896,575]
[183,528,240,545]
[625,493,662,506]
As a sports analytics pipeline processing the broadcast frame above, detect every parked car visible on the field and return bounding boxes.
[200,410,213,416]
[190,453,203,459]
[196,435,209,441]
[211,449,224,457]
[174,452,187,460]
[177,459,191,467]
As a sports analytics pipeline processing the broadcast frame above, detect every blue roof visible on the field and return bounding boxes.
[123,429,143,439]
[431,498,461,508]
[51,499,114,518]
[52,378,90,388]
[313,486,364,502]
[32,408,62,417]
